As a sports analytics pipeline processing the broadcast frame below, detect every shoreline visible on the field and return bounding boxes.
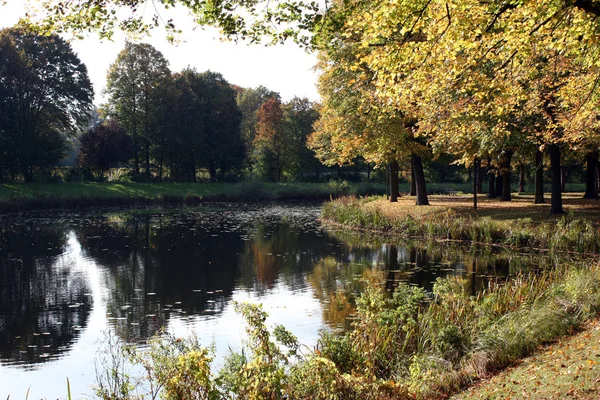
[0,181,384,214]
[322,195,600,254]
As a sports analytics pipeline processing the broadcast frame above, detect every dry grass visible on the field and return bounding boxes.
[367,193,600,224]
[323,193,600,253]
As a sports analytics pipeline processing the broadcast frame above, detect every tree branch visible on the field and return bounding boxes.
[573,0,600,17]
[485,2,518,33]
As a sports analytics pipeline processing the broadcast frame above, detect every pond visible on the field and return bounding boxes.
[0,203,559,399]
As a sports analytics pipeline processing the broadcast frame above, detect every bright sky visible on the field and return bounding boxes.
[0,2,320,104]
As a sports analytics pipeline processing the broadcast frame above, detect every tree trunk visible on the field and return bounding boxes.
[476,165,483,194]
[495,174,503,197]
[145,139,151,179]
[501,151,512,201]
[549,144,564,214]
[385,164,390,200]
[190,152,196,183]
[473,158,480,210]
[410,160,417,196]
[390,160,399,203]
[597,162,600,197]
[560,167,566,193]
[133,137,140,175]
[583,150,598,199]
[518,164,525,193]
[412,154,429,206]
[488,170,496,199]
[535,150,545,204]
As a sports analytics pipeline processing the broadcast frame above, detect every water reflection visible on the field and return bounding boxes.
[0,204,560,375]
[0,222,91,366]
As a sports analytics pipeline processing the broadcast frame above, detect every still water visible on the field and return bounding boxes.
[0,204,557,398]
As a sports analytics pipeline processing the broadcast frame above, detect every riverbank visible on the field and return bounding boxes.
[0,181,381,213]
[322,194,600,253]
[94,259,600,399]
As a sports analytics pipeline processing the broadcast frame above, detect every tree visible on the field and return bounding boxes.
[282,97,320,180]
[171,69,205,182]
[78,119,132,180]
[105,42,171,179]
[308,28,429,205]
[236,86,280,173]
[254,97,292,181]
[0,27,93,181]
[172,69,244,181]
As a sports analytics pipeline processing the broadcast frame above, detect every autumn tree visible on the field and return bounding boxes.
[254,97,293,181]
[0,27,93,181]
[309,34,429,204]
[236,86,280,173]
[21,0,600,211]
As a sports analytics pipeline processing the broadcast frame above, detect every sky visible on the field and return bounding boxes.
[0,1,320,104]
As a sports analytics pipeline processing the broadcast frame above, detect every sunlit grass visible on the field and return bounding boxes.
[323,194,600,253]
[455,317,600,399]
[0,181,387,213]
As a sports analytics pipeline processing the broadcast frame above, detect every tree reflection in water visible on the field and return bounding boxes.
[0,222,91,366]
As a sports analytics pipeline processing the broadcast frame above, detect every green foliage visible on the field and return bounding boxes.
[218,302,298,399]
[171,69,244,182]
[0,28,93,181]
[132,335,217,400]
[94,331,136,400]
[105,42,172,178]
[78,120,133,180]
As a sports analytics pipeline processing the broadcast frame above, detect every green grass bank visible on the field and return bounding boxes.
[322,195,600,253]
[0,181,385,213]
[454,317,600,399]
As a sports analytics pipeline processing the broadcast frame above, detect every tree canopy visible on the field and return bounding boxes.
[0,27,93,181]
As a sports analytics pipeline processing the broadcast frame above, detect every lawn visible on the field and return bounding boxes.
[0,182,235,200]
[455,318,600,399]
[367,192,600,224]
[0,181,386,213]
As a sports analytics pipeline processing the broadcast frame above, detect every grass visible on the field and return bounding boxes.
[323,193,600,253]
[455,318,600,399]
[0,181,385,213]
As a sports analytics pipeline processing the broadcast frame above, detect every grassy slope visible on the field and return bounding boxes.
[455,318,600,400]
[0,182,235,199]
[0,182,388,213]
